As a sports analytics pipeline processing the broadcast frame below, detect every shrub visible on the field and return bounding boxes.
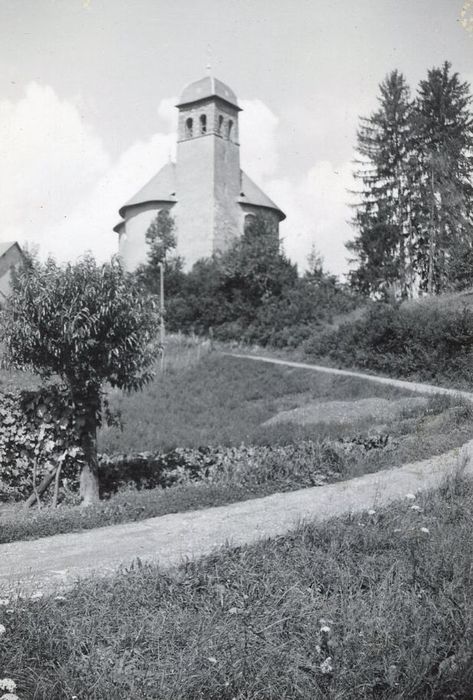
[0,385,81,501]
[304,301,473,385]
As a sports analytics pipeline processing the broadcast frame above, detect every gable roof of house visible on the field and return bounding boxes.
[0,241,22,258]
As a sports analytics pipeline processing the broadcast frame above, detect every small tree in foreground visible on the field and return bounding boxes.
[0,253,160,505]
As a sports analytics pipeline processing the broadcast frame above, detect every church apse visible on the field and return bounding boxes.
[114,75,285,271]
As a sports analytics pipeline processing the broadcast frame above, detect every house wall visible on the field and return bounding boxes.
[0,246,23,302]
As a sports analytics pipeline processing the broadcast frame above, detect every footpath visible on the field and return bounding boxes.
[1,355,473,596]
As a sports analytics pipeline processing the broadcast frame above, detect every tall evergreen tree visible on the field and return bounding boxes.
[411,61,473,293]
[347,70,415,298]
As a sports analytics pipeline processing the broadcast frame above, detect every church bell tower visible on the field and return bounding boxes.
[175,76,242,261]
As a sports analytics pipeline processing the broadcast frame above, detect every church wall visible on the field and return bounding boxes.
[238,205,281,240]
[174,135,216,268]
[119,202,175,271]
[213,135,241,254]
[177,98,240,144]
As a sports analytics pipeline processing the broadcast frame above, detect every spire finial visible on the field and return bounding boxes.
[206,43,212,75]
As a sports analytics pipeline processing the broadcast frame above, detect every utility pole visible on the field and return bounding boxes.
[158,261,165,371]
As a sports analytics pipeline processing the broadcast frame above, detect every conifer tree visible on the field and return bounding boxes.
[347,70,415,298]
[411,61,473,293]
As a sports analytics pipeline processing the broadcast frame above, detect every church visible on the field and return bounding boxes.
[114,75,285,270]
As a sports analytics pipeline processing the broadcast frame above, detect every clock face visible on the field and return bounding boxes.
[460,0,473,34]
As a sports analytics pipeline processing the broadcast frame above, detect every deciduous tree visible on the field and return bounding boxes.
[0,253,160,505]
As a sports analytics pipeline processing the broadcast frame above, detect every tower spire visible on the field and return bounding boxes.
[206,43,212,76]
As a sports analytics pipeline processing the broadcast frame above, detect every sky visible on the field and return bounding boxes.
[0,0,472,277]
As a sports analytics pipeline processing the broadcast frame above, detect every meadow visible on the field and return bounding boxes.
[2,337,473,544]
[1,473,472,699]
[97,338,416,452]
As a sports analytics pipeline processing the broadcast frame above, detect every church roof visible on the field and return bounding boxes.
[177,76,240,110]
[117,162,177,219]
[238,171,286,221]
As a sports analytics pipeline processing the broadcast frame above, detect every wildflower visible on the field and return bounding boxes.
[405,493,416,501]
[207,657,217,664]
[30,592,43,600]
[0,694,20,700]
[410,505,421,512]
[0,685,15,694]
[320,625,331,634]
[367,509,376,516]
[420,527,430,534]
[54,595,66,603]
[320,656,333,674]
[0,624,6,638]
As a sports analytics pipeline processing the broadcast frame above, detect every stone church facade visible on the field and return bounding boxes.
[114,76,285,270]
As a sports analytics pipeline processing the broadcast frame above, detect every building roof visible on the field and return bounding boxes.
[177,76,240,110]
[238,171,286,221]
[118,162,177,218]
[0,241,22,258]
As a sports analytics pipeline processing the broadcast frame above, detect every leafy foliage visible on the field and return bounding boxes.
[0,252,161,503]
[304,300,473,385]
[135,209,186,297]
[136,212,358,344]
[97,441,342,497]
[0,385,81,501]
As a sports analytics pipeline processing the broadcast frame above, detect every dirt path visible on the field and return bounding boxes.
[225,352,473,401]
[2,440,472,597]
[3,354,473,597]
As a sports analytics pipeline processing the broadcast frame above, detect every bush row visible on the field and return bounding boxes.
[96,441,347,498]
[303,301,473,385]
[2,432,389,503]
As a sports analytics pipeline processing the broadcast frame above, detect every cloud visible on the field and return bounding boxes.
[0,83,110,253]
[0,85,355,276]
[47,130,176,262]
[239,99,279,182]
[267,161,355,276]
[157,96,179,132]
[239,97,356,276]
[0,83,176,262]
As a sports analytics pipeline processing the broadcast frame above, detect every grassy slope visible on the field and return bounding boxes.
[2,476,473,699]
[3,342,473,545]
[98,351,414,453]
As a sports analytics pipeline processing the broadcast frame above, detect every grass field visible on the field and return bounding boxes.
[3,336,473,545]
[1,475,473,699]
[98,343,420,453]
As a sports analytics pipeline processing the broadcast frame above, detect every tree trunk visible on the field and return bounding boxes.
[427,165,436,294]
[75,390,101,506]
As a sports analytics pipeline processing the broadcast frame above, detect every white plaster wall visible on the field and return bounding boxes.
[119,203,174,271]
[0,247,22,301]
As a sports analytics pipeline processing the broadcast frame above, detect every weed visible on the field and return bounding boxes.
[1,477,473,698]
